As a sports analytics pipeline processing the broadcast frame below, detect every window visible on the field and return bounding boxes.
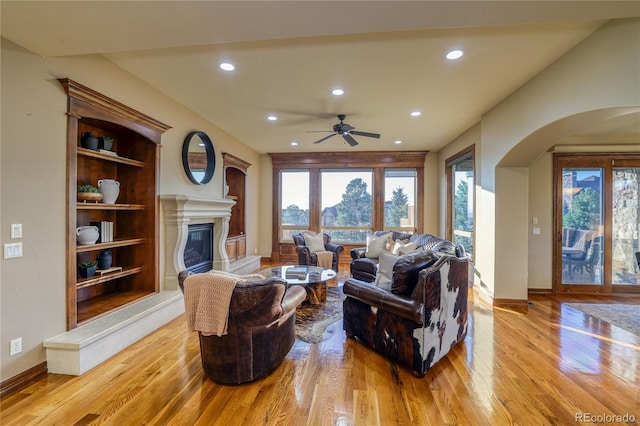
[446,146,474,259]
[384,169,416,233]
[270,151,427,258]
[280,170,309,242]
[321,169,373,243]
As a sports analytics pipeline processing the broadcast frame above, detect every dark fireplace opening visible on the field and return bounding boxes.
[184,223,213,273]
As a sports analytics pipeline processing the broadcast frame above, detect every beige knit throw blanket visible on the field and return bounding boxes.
[315,251,333,269]
[183,272,261,337]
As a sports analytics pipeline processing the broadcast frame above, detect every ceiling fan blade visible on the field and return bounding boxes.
[350,130,380,139]
[342,133,358,147]
[313,133,337,144]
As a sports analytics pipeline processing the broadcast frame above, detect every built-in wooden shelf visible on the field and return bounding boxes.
[77,147,145,167]
[76,238,146,253]
[76,203,145,211]
[76,266,143,289]
[61,78,171,330]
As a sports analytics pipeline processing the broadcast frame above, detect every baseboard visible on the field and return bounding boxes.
[0,361,48,398]
[493,298,529,307]
[528,288,554,294]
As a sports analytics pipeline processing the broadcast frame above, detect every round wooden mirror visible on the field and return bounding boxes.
[182,131,215,184]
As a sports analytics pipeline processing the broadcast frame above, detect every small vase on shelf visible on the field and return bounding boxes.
[98,179,120,204]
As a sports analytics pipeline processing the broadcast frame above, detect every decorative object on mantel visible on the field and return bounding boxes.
[79,260,97,278]
[98,179,120,204]
[80,132,99,150]
[76,226,99,245]
[182,131,216,185]
[77,184,102,203]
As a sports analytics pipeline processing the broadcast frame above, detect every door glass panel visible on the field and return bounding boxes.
[561,168,604,285]
[612,167,640,285]
[452,158,474,258]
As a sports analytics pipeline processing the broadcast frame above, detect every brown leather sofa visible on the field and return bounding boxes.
[292,232,344,271]
[349,231,463,282]
[343,252,469,377]
[178,271,307,384]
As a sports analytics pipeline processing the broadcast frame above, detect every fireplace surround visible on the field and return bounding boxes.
[160,194,236,288]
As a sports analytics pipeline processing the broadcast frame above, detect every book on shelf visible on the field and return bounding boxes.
[89,221,114,243]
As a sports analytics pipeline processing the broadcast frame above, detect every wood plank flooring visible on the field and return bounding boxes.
[2,268,639,425]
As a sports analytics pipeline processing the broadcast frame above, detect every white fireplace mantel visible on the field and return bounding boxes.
[160,194,236,288]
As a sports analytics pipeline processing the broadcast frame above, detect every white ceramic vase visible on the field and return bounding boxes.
[98,179,120,204]
[76,226,99,245]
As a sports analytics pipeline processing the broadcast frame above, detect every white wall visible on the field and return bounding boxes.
[0,39,263,381]
[438,18,640,300]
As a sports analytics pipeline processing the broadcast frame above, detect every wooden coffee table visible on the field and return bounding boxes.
[260,265,336,305]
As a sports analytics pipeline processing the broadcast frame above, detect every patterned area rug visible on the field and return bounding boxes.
[295,286,345,343]
[567,303,640,337]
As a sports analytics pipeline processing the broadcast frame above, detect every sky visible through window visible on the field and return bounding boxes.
[282,170,415,210]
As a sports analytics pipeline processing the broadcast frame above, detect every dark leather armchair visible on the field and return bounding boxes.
[292,232,344,271]
[178,271,307,384]
[343,253,469,377]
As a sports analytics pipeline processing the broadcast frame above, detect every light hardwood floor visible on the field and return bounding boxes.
[2,268,639,425]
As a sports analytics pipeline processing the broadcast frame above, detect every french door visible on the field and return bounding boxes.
[554,153,640,294]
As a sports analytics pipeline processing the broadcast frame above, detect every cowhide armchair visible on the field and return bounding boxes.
[343,254,469,377]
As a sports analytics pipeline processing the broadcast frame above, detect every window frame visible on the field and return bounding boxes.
[445,145,475,262]
[270,151,427,261]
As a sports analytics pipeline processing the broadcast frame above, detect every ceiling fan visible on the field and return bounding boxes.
[308,114,380,146]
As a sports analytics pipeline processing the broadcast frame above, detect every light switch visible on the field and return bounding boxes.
[532,228,541,235]
[4,242,23,259]
[532,217,538,225]
[11,224,22,239]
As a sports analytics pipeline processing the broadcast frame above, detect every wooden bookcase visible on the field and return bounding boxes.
[60,79,171,329]
[223,153,251,261]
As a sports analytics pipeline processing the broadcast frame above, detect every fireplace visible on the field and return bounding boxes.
[184,223,213,273]
[160,194,235,289]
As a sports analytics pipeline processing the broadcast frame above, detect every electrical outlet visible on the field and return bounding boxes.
[10,338,22,356]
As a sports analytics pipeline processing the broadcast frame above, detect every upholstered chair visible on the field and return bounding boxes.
[343,254,469,377]
[178,270,307,384]
[292,232,344,271]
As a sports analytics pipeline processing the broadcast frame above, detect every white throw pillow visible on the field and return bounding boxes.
[393,241,418,256]
[365,232,392,259]
[302,232,326,253]
[375,250,399,290]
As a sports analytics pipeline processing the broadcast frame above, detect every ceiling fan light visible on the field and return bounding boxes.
[394,140,402,144]
[290,141,298,146]
[332,88,344,96]
[267,115,278,121]
[410,111,421,117]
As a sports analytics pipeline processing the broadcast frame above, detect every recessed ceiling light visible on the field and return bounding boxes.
[290,141,298,146]
[410,111,421,117]
[332,88,345,96]
[219,62,235,71]
[394,140,402,144]
[267,115,278,121]
[446,50,464,60]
